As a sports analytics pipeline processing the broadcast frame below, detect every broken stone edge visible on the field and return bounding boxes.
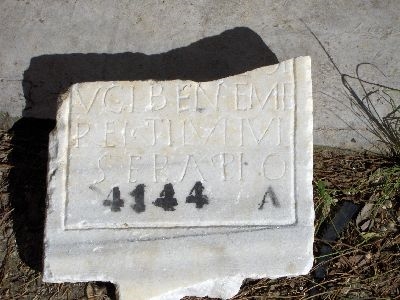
[43,56,314,300]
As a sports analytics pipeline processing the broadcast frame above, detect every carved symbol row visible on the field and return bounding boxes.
[103,181,209,213]
[102,182,280,213]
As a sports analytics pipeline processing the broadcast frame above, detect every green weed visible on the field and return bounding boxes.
[368,165,400,217]
[315,180,337,232]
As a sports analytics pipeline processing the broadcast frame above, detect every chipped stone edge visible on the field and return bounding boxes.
[43,56,314,300]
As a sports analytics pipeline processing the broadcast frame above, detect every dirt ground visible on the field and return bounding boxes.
[0,127,399,299]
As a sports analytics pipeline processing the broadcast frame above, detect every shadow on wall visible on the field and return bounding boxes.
[8,27,278,275]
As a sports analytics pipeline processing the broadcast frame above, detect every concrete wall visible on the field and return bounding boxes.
[1,0,399,150]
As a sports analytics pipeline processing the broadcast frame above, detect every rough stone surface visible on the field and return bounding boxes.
[44,57,313,299]
[1,1,399,151]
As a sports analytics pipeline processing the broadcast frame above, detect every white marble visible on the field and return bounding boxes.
[44,57,314,300]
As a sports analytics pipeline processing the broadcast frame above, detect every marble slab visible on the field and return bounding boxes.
[44,57,314,300]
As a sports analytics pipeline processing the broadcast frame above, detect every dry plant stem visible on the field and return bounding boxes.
[304,20,400,160]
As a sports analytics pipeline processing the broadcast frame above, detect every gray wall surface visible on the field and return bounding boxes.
[1,0,399,150]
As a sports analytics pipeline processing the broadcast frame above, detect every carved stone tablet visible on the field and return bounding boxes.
[44,57,314,300]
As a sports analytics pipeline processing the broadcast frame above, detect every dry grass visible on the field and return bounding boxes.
[226,148,400,300]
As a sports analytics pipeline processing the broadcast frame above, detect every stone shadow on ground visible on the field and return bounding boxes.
[8,27,278,296]
[21,27,278,120]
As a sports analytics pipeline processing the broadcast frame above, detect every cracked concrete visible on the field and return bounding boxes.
[0,0,399,149]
